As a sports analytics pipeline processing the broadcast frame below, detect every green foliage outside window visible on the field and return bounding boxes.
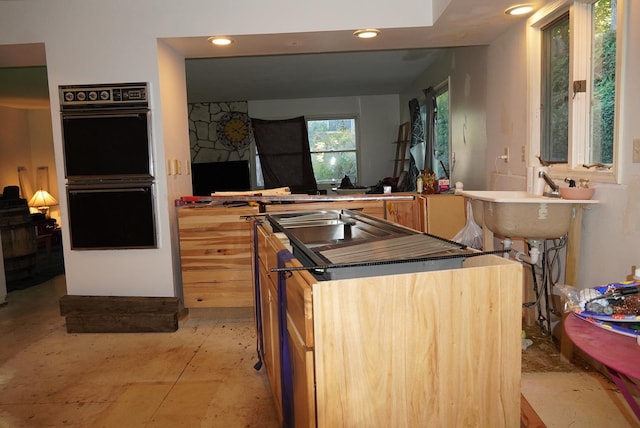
[307,119,358,184]
[434,91,450,178]
[591,0,616,164]
[541,0,616,165]
[543,15,570,162]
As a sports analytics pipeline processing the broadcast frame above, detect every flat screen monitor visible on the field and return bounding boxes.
[191,160,251,196]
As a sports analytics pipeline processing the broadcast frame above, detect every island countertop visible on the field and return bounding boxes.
[175,193,416,207]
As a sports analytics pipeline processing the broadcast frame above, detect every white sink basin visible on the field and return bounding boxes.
[458,190,599,239]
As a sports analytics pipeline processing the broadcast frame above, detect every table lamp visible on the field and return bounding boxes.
[28,189,58,218]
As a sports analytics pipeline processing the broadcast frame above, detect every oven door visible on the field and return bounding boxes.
[61,109,153,181]
[67,182,156,250]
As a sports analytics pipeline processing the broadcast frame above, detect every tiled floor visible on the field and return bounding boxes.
[0,275,638,427]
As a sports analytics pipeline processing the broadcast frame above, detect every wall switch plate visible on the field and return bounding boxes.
[634,138,640,163]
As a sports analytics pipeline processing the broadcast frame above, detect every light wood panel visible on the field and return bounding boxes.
[178,205,258,309]
[312,256,522,427]
[425,194,466,239]
[385,194,426,231]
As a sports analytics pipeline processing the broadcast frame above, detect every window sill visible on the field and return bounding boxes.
[546,164,617,185]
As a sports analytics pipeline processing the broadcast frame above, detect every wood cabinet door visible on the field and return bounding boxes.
[287,313,316,428]
[425,194,465,239]
[259,268,282,419]
[384,194,426,232]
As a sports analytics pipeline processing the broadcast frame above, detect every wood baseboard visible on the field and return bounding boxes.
[59,295,180,333]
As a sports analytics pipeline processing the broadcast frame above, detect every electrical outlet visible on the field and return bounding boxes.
[503,147,510,163]
[634,138,640,163]
[521,145,526,162]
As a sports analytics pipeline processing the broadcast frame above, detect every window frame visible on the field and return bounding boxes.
[305,115,360,186]
[433,79,451,180]
[420,78,450,178]
[527,0,625,184]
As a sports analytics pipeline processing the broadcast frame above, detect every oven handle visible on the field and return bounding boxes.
[61,109,149,119]
[68,188,150,194]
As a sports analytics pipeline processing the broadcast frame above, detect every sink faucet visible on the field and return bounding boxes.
[538,170,560,197]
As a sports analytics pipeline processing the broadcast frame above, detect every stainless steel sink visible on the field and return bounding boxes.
[265,209,475,281]
[286,223,383,246]
[268,210,395,247]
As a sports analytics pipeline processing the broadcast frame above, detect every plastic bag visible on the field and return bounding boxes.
[452,200,483,250]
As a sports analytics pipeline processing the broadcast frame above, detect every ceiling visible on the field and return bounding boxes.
[0,0,538,108]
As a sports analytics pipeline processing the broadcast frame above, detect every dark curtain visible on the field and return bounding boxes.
[252,116,318,193]
[423,87,437,175]
[404,98,424,191]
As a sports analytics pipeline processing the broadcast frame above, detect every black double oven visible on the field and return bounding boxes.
[60,82,156,250]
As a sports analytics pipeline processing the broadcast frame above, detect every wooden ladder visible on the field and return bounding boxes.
[392,122,411,179]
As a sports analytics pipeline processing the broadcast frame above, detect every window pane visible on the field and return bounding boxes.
[307,118,357,183]
[307,119,356,151]
[310,151,357,184]
[434,90,449,178]
[590,0,616,164]
[541,15,570,162]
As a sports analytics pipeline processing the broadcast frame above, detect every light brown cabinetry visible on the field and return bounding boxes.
[424,194,466,239]
[255,223,284,419]
[177,196,426,309]
[178,205,258,308]
[255,221,523,427]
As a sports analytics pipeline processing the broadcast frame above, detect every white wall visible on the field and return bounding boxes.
[399,46,488,190]
[248,95,400,188]
[486,1,640,288]
[157,40,194,300]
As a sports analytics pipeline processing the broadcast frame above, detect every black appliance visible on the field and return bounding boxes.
[191,160,250,196]
[60,82,157,250]
[67,182,156,250]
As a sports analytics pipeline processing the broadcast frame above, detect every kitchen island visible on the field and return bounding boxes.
[254,212,523,427]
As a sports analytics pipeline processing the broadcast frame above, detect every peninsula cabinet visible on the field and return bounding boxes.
[178,205,259,308]
[254,221,523,427]
[177,196,426,310]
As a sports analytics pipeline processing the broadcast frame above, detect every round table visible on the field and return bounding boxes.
[564,313,640,420]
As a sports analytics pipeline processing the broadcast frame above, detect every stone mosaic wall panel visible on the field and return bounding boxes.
[188,101,253,163]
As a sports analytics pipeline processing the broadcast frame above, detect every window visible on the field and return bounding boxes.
[306,118,358,185]
[532,0,621,182]
[541,14,570,162]
[421,81,450,179]
[434,86,450,179]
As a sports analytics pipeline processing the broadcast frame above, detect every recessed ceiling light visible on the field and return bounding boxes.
[207,36,233,46]
[353,29,380,39]
[505,4,534,16]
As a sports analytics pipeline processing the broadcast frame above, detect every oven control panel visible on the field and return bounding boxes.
[59,82,148,109]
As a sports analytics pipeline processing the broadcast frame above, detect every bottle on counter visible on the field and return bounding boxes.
[416,176,424,194]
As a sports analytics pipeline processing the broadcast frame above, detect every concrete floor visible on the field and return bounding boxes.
[0,275,638,427]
